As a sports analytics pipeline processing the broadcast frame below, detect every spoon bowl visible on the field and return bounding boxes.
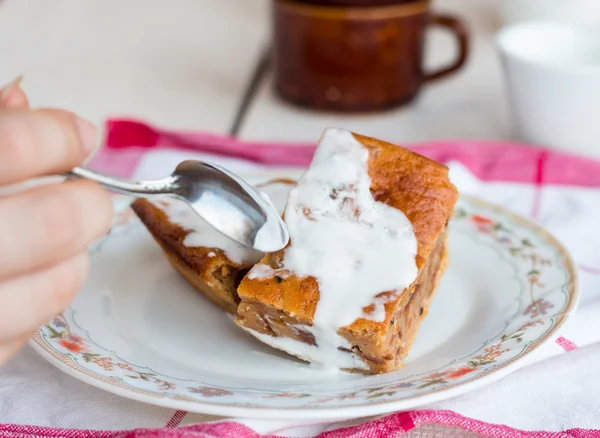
[66,161,289,253]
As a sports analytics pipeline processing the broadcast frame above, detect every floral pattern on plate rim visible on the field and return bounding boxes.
[32,195,577,409]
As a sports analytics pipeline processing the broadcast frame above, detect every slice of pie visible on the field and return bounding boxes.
[236,128,458,374]
[132,179,294,314]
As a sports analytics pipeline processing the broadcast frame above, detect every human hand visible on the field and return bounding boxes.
[0,77,113,365]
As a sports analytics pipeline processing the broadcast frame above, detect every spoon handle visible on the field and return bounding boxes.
[66,167,177,197]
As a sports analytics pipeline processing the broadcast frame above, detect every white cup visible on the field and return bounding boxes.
[496,22,600,158]
[499,0,600,27]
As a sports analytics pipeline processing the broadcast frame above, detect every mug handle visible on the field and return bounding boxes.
[424,14,469,82]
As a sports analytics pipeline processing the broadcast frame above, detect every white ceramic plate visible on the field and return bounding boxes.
[30,171,578,420]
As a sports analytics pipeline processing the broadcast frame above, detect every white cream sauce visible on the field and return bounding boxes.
[247,128,418,370]
[242,327,364,371]
[253,192,286,252]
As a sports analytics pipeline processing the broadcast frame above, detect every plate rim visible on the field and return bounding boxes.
[28,175,579,419]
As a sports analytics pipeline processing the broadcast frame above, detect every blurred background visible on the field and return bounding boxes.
[0,0,598,149]
[0,0,502,143]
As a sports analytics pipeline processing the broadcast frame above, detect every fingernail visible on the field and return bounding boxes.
[75,118,98,156]
[0,75,24,104]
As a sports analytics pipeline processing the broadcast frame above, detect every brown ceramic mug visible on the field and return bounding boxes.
[273,0,470,111]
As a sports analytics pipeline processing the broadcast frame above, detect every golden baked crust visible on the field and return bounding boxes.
[236,132,458,373]
[132,199,252,314]
[355,132,457,268]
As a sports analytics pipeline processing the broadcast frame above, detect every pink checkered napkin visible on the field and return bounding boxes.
[4,119,599,438]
